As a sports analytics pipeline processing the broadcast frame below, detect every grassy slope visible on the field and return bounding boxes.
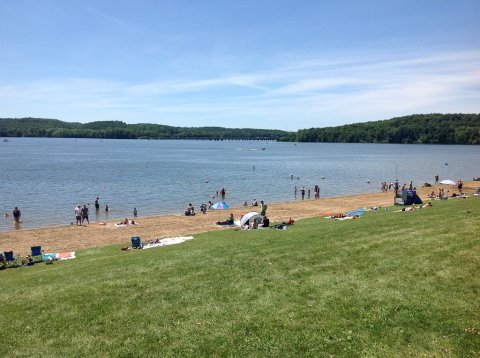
[1,198,479,357]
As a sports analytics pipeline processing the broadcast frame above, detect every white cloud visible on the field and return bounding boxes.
[0,49,479,129]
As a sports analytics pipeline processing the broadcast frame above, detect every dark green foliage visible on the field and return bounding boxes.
[0,118,291,141]
[296,113,480,144]
[1,114,478,143]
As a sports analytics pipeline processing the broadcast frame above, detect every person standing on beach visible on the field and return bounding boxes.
[81,204,89,224]
[435,174,439,185]
[74,205,82,225]
[457,179,463,193]
[394,180,400,205]
[95,197,100,211]
[133,207,138,218]
[260,201,267,216]
[12,206,21,223]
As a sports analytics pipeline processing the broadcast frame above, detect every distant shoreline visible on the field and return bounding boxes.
[2,113,479,144]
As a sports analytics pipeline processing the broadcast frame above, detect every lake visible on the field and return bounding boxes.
[1,138,479,231]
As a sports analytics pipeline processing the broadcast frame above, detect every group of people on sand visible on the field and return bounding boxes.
[185,197,268,218]
[117,218,136,226]
[72,197,139,226]
[74,204,90,225]
[184,201,219,216]
[241,200,267,215]
[216,212,271,229]
[424,178,468,200]
[244,215,270,229]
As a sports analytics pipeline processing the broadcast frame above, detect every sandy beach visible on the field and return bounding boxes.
[1,182,478,255]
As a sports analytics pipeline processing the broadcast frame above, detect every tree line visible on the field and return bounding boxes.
[0,113,478,144]
[296,114,479,144]
[0,118,292,141]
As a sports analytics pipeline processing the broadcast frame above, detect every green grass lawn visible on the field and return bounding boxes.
[1,198,479,357]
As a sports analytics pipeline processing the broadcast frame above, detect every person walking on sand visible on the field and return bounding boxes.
[74,205,82,226]
[12,206,21,223]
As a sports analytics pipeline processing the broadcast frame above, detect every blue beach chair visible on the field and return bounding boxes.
[131,236,143,249]
[31,246,43,263]
[4,251,19,268]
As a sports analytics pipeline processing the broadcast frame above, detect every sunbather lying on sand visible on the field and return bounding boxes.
[116,218,136,226]
[216,213,234,226]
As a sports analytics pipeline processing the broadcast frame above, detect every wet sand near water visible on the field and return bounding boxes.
[1,182,478,255]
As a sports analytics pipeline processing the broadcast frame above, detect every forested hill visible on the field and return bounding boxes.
[296,113,479,144]
[0,118,294,141]
[1,114,479,143]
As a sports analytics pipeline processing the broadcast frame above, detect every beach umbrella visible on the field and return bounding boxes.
[211,202,230,210]
[439,179,456,185]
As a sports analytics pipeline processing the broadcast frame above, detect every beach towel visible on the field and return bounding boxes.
[42,252,76,261]
[324,208,365,219]
[58,252,76,260]
[346,209,366,217]
[142,236,194,249]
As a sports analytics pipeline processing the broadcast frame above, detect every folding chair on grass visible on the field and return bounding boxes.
[4,251,19,268]
[131,236,143,249]
[31,246,43,263]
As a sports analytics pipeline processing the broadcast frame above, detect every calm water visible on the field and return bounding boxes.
[1,138,479,231]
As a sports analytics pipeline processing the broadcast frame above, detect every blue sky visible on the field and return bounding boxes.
[1,0,479,130]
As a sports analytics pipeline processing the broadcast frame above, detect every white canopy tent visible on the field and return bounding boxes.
[239,212,263,227]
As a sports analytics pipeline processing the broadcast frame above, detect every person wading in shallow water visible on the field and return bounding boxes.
[12,206,21,223]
